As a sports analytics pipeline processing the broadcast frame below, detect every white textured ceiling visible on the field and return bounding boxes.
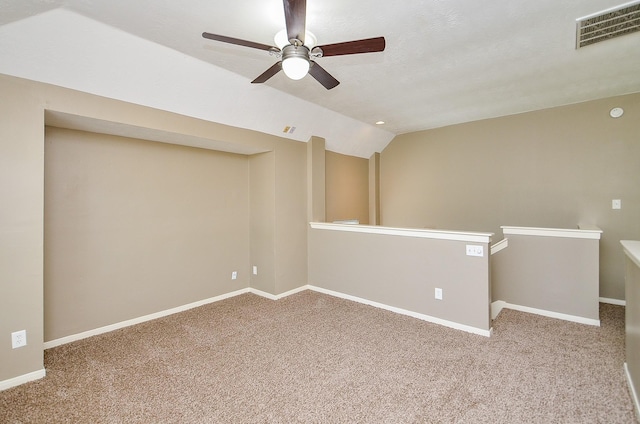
[1,0,639,157]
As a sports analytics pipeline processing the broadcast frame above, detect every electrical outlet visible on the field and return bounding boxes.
[231,271,237,280]
[252,266,258,275]
[435,288,443,300]
[12,330,27,349]
[466,245,484,257]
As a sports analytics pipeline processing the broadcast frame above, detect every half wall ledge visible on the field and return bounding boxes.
[501,225,602,240]
[309,222,493,243]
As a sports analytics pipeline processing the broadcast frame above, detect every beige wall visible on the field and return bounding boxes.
[44,128,250,341]
[0,73,308,384]
[325,151,369,224]
[381,93,640,300]
[307,137,326,223]
[492,234,600,321]
[308,227,491,332]
[369,153,381,226]
[249,152,276,294]
[274,141,308,294]
[0,76,45,381]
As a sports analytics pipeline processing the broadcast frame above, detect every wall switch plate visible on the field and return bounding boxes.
[612,199,621,210]
[435,288,443,300]
[466,245,484,257]
[231,271,237,280]
[12,330,27,349]
[252,266,258,275]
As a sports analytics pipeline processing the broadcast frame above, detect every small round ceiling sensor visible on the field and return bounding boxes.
[610,107,624,118]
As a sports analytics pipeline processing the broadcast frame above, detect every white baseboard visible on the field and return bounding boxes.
[0,368,46,392]
[44,288,251,349]
[21,286,615,392]
[249,285,308,300]
[599,297,626,306]
[45,282,495,351]
[308,285,492,337]
[43,285,314,349]
[625,363,640,422]
[491,300,600,326]
[491,300,507,320]
[42,286,606,350]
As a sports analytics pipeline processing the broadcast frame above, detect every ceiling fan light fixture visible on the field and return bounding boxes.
[282,56,310,80]
[281,44,311,80]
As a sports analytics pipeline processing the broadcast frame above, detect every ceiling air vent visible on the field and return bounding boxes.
[576,0,640,48]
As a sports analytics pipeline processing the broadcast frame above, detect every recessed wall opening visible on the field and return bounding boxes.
[43,123,252,343]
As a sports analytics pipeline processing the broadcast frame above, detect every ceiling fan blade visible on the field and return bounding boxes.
[308,61,340,90]
[317,37,385,57]
[202,32,275,51]
[283,0,306,44]
[251,62,283,84]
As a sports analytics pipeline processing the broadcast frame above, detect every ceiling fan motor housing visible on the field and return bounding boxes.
[282,44,310,61]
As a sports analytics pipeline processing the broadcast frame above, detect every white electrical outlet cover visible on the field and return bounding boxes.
[12,330,27,349]
[466,245,484,257]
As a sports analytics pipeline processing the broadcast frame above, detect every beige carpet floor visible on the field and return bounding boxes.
[0,291,636,423]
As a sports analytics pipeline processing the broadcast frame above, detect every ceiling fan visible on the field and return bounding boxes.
[202,0,385,90]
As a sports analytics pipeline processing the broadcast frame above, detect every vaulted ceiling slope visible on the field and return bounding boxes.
[1,0,639,158]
